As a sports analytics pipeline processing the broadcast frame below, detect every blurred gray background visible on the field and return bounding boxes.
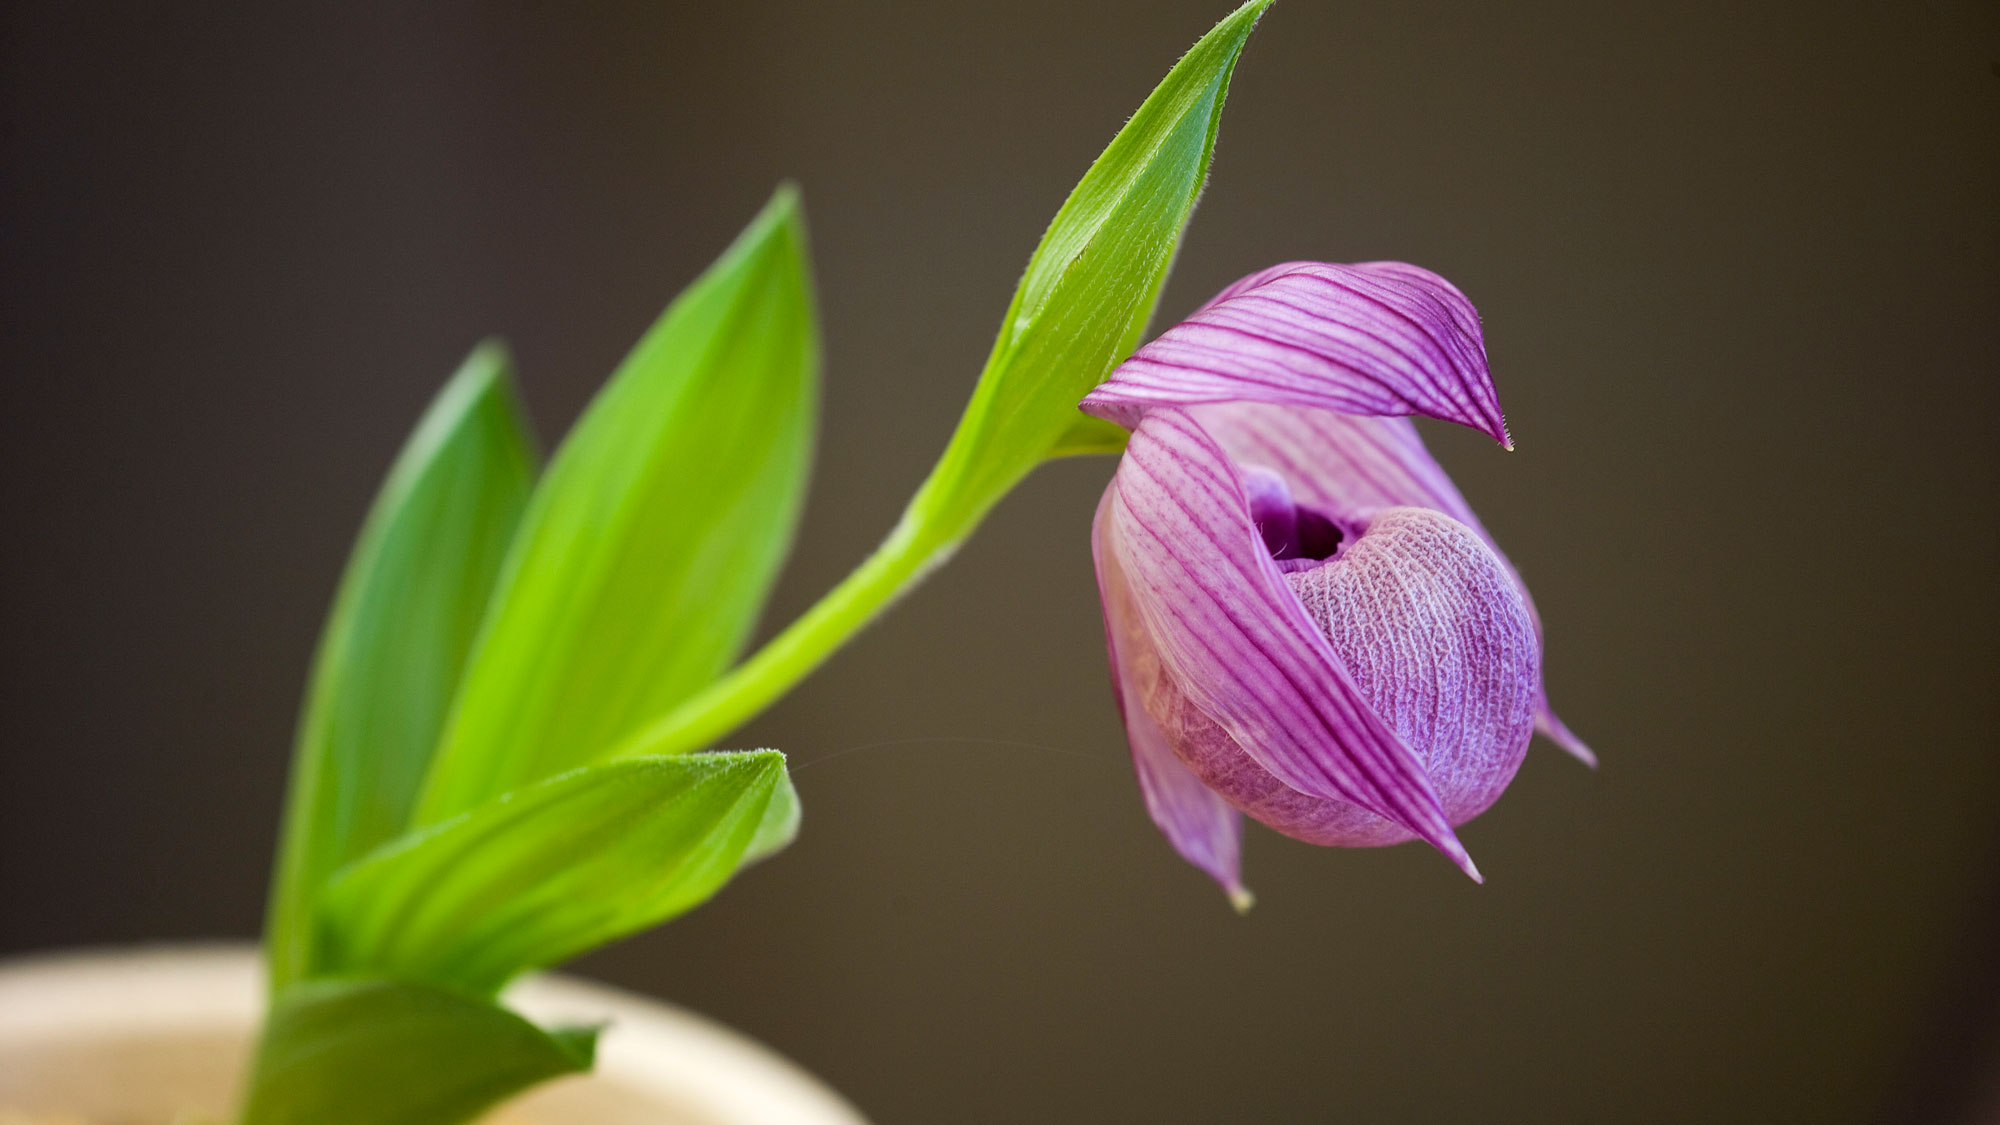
[3,1,1997,1120]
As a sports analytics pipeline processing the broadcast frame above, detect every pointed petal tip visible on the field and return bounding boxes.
[1227,885,1256,914]
[1559,737,1599,770]
[1536,710,1598,769]
[1440,835,1484,884]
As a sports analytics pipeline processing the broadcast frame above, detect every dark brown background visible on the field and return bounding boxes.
[4,1,1997,1121]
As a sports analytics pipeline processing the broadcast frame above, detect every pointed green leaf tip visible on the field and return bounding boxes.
[416,186,819,823]
[239,977,595,1125]
[913,0,1274,537]
[266,343,540,990]
[318,751,796,996]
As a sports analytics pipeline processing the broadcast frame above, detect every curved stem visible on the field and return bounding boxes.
[609,507,958,760]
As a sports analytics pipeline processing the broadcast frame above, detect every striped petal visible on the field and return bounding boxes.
[1100,406,1481,881]
[1196,404,1594,765]
[1081,261,1509,447]
[1093,489,1248,907]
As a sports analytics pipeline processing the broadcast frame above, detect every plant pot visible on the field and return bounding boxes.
[0,944,866,1124]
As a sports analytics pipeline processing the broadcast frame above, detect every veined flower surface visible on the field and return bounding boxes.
[1082,262,1590,905]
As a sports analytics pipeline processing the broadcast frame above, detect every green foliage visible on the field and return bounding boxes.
[266,345,539,990]
[251,0,1283,1112]
[239,977,595,1125]
[255,191,818,1114]
[591,1,1274,764]
[1049,413,1136,458]
[416,186,819,824]
[743,754,803,863]
[317,752,795,996]
[911,0,1272,539]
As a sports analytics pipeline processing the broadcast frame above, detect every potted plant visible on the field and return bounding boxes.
[1,2,1591,1120]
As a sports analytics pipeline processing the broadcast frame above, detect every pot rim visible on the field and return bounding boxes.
[0,943,866,1124]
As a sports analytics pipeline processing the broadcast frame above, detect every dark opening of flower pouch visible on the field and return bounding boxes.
[1241,463,1344,571]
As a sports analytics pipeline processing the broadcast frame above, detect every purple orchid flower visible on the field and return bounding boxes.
[1081,261,1591,907]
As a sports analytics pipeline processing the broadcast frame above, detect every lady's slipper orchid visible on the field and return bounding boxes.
[1081,261,1589,906]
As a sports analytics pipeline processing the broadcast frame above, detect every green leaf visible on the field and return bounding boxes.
[415,186,820,823]
[239,977,594,1125]
[1048,412,1133,458]
[566,5,1271,767]
[744,759,801,863]
[912,0,1271,537]
[265,344,539,991]
[320,751,795,995]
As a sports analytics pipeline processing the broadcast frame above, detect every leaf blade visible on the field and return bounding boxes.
[914,0,1271,535]
[321,752,795,995]
[557,6,1272,767]
[266,343,539,990]
[240,977,594,1125]
[417,187,820,822]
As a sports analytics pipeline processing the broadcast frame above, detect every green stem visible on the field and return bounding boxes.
[611,501,960,760]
